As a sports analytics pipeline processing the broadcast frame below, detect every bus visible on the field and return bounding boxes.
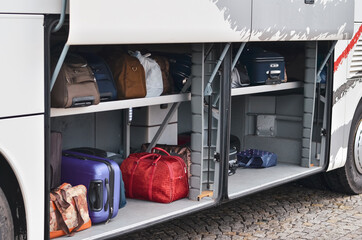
[0,0,361,239]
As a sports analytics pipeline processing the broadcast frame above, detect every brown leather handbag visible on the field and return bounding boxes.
[107,53,147,99]
[152,56,174,95]
[51,54,100,108]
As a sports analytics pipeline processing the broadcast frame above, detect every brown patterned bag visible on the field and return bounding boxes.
[50,183,91,239]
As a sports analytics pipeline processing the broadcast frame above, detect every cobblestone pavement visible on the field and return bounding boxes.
[114,183,362,240]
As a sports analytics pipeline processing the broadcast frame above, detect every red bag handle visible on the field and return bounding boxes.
[129,153,161,198]
[151,147,171,156]
[139,153,162,164]
[139,153,159,160]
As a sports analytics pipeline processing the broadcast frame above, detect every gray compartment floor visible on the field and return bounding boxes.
[59,198,215,240]
[228,162,322,199]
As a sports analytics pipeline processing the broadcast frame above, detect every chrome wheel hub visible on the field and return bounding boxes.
[354,120,362,174]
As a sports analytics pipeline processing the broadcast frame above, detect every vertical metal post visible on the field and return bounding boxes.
[217,44,232,201]
[207,95,212,189]
[122,109,131,158]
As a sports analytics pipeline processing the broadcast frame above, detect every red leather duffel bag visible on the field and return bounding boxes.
[120,147,189,203]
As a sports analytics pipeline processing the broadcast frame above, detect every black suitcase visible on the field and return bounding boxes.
[241,47,285,85]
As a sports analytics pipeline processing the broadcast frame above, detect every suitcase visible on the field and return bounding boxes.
[240,47,285,85]
[51,53,101,108]
[121,148,189,203]
[61,150,121,224]
[80,53,117,102]
[68,147,127,208]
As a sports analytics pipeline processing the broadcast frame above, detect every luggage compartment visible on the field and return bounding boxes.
[227,41,331,199]
[49,42,218,239]
[48,35,332,238]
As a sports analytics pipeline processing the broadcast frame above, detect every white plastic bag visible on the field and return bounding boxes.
[231,68,241,88]
[132,51,163,98]
[231,65,250,88]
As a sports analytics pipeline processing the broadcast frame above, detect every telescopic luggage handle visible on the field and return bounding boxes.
[267,70,281,80]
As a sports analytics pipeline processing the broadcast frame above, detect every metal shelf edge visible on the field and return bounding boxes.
[51,93,191,117]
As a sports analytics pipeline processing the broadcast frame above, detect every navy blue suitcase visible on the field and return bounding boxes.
[80,53,118,101]
[240,48,285,85]
[61,150,122,224]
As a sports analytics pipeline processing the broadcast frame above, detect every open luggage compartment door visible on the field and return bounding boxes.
[67,0,251,45]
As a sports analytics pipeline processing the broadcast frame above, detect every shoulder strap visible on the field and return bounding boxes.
[69,196,85,236]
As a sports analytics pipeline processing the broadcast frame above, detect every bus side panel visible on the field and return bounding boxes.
[356,0,362,23]
[328,23,362,171]
[0,115,44,240]
[340,22,362,168]
[67,0,252,45]
[0,0,62,14]
[0,14,44,118]
[250,0,354,41]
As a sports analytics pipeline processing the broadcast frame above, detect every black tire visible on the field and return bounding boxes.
[325,101,362,194]
[0,186,14,240]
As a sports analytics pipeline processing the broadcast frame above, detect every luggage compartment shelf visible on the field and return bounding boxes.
[57,198,215,240]
[50,93,191,117]
[231,81,303,96]
[228,163,322,200]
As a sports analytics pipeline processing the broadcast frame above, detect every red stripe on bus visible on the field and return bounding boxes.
[334,24,362,73]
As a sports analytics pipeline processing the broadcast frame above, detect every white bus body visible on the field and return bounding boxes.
[0,0,361,239]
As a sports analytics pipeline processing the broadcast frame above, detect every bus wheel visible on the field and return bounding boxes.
[0,186,14,240]
[325,102,362,194]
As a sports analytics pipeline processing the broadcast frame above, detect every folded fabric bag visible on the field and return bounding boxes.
[236,149,277,168]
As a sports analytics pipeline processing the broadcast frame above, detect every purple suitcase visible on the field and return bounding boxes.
[61,150,121,224]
